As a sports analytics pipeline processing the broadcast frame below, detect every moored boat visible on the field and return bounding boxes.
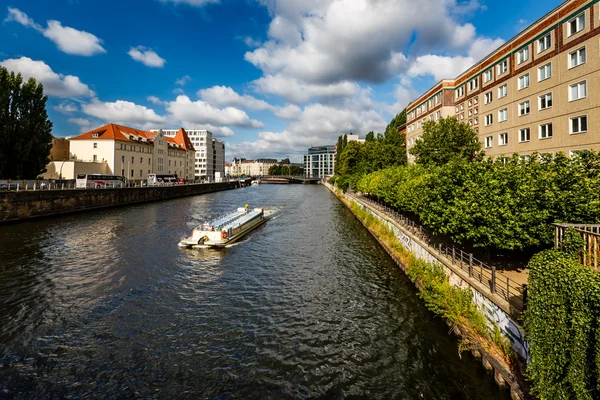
[179,206,266,248]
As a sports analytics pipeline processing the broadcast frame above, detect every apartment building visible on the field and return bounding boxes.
[154,129,225,180]
[70,124,196,181]
[407,0,600,161]
[304,145,335,178]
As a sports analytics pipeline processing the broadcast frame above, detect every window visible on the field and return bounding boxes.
[485,114,493,126]
[455,107,459,113]
[498,84,507,98]
[517,47,529,64]
[140,157,143,164]
[460,104,464,111]
[483,69,492,83]
[468,110,473,117]
[485,92,492,104]
[519,128,531,142]
[569,47,586,68]
[499,132,508,146]
[538,33,551,53]
[569,81,587,101]
[570,149,590,158]
[93,155,97,161]
[468,100,472,107]
[539,123,553,139]
[485,136,493,148]
[474,117,479,125]
[428,99,433,108]
[434,93,441,104]
[497,59,508,75]
[568,13,585,36]
[474,107,478,115]
[570,116,587,134]
[518,73,530,90]
[121,156,125,163]
[539,93,552,110]
[519,101,530,116]
[498,108,508,122]
[131,169,134,177]
[469,78,478,91]
[436,111,441,120]
[538,63,552,81]
[456,86,465,98]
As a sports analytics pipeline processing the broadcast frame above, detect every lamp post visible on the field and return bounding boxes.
[59,159,68,180]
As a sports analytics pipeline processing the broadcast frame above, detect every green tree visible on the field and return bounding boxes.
[384,109,406,138]
[409,116,481,166]
[0,66,53,179]
[365,131,375,142]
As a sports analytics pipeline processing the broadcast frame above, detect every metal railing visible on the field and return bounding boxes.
[554,223,600,270]
[348,192,525,312]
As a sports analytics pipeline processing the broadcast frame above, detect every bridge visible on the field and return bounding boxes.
[256,176,321,184]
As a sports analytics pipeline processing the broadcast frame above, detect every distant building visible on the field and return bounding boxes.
[230,158,278,176]
[346,134,365,143]
[224,161,232,177]
[49,137,70,161]
[69,124,196,181]
[152,129,225,180]
[304,145,335,178]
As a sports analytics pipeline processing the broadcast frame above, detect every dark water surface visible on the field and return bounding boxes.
[0,185,508,399]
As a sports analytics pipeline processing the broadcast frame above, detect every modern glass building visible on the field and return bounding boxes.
[303,145,335,178]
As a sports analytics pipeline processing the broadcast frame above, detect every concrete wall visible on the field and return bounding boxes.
[41,160,110,180]
[0,181,244,223]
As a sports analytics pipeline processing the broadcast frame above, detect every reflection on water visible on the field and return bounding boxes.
[0,185,509,399]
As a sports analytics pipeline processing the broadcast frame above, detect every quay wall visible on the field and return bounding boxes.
[324,183,529,400]
[0,181,245,223]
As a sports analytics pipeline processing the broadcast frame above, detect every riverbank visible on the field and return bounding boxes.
[0,180,250,223]
[323,182,530,400]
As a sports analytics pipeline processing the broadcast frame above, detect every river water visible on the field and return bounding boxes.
[0,185,508,399]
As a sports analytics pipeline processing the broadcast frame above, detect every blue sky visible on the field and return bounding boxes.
[0,0,563,162]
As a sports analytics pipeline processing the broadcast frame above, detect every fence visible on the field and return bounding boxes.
[348,192,525,312]
[554,223,600,270]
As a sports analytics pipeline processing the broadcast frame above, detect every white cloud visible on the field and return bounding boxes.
[251,75,360,104]
[166,95,264,128]
[198,86,277,112]
[5,8,106,56]
[175,75,191,86]
[274,104,301,120]
[0,57,95,98]
[468,37,505,61]
[54,101,78,114]
[199,125,235,137]
[146,96,165,105]
[160,0,219,6]
[128,46,166,68]
[68,117,95,132]
[43,20,106,56]
[242,36,262,48]
[407,54,475,81]
[173,88,185,95]
[82,99,167,129]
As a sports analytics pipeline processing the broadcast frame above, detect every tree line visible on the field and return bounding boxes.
[0,66,53,179]
[268,164,303,176]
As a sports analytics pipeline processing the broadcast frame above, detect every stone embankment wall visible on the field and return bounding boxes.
[0,181,245,223]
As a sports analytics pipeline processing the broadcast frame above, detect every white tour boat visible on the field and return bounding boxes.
[179,206,266,248]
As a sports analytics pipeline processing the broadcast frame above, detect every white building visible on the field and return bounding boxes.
[69,124,196,182]
[230,158,278,176]
[304,145,335,178]
[153,129,225,180]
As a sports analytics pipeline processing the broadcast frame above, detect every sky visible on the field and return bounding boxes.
[0,0,563,162]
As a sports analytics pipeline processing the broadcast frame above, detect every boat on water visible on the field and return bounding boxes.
[251,180,260,186]
[179,205,266,248]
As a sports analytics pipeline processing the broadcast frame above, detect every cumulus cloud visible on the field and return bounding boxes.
[128,46,166,68]
[82,99,167,128]
[5,8,106,56]
[68,117,96,132]
[0,57,95,98]
[275,104,302,120]
[175,75,191,86]
[146,95,165,105]
[251,75,360,104]
[167,95,264,128]
[198,86,277,112]
[407,54,475,81]
[54,101,78,114]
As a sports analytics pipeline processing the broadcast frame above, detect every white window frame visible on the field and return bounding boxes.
[456,86,465,99]
[483,69,492,83]
[519,100,530,116]
[539,92,553,110]
[498,84,507,98]
[537,33,551,53]
[518,73,530,90]
[569,80,587,102]
[497,59,508,75]
[567,13,585,36]
[499,132,508,146]
[539,123,553,139]
[485,114,493,126]
[485,136,493,148]
[498,108,508,122]
[484,92,492,104]
[519,128,531,143]
[538,63,552,82]
[569,47,586,69]
[517,47,529,64]
[570,115,588,134]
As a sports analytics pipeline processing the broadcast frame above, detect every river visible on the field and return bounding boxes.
[0,184,508,399]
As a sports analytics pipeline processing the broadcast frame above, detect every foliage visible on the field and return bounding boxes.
[0,66,53,179]
[409,117,482,166]
[268,164,303,176]
[356,152,600,251]
[525,249,600,399]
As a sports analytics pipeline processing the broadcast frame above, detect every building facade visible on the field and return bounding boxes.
[230,158,278,176]
[304,145,335,178]
[69,124,196,181]
[212,138,225,180]
[49,137,70,161]
[406,0,600,161]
